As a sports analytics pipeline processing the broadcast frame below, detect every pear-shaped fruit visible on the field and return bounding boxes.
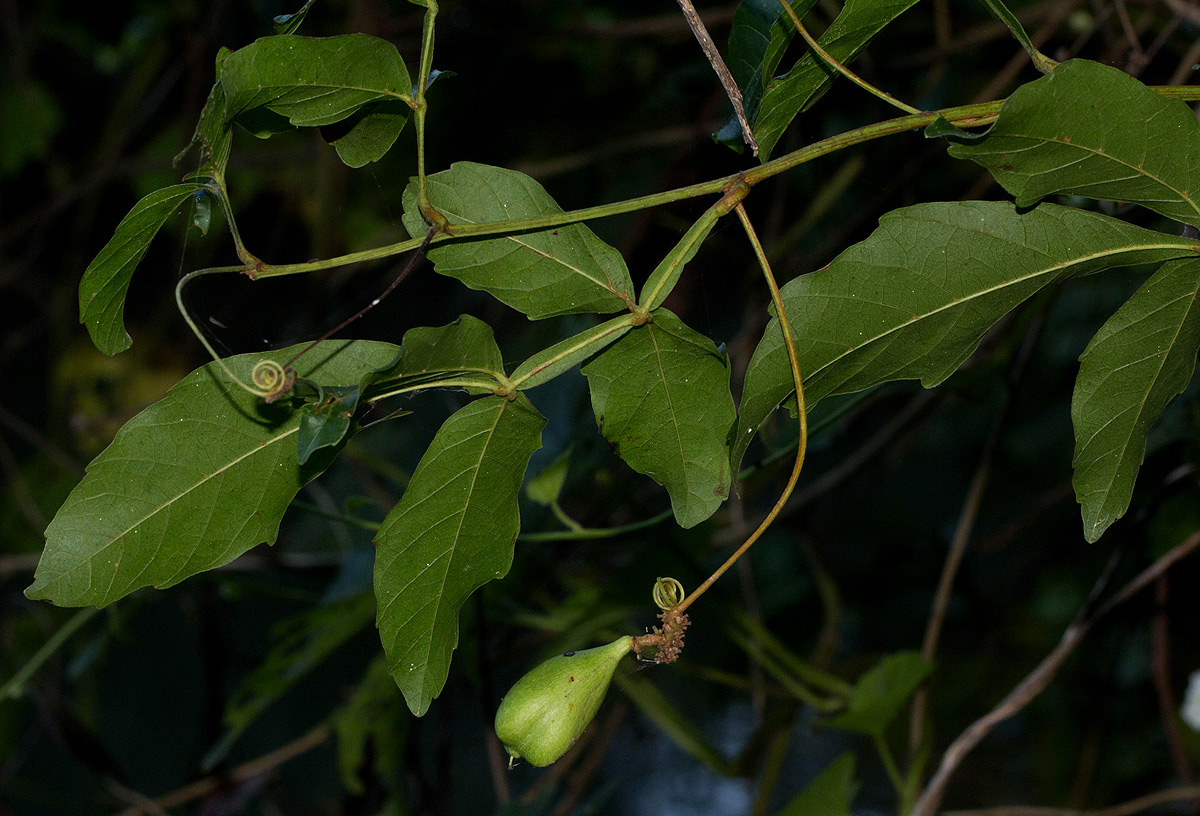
[495,635,633,767]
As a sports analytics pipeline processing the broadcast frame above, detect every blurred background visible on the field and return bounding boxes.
[2,0,1199,814]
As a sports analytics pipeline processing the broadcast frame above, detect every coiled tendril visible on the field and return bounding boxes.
[652,577,685,610]
[251,360,295,402]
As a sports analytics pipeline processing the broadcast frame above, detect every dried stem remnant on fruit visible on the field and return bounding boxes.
[632,606,690,665]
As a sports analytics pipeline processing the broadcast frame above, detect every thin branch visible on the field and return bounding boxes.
[676,0,758,155]
[112,724,331,816]
[910,304,1049,757]
[774,0,920,115]
[943,786,1200,816]
[674,201,807,615]
[1150,574,1198,799]
[910,528,1200,816]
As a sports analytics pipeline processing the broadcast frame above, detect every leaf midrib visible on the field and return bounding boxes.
[47,422,300,597]
[805,240,1198,387]
[1081,268,1200,511]
[982,133,1200,218]
[434,200,624,299]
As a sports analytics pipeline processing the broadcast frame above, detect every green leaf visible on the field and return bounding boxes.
[727,0,785,93]
[334,658,409,795]
[510,315,634,390]
[375,394,545,715]
[0,80,62,179]
[975,0,1056,72]
[78,183,206,356]
[364,315,506,396]
[582,309,736,528]
[177,51,233,178]
[777,753,857,816]
[401,162,636,318]
[948,60,1200,227]
[320,100,411,168]
[1072,258,1200,541]
[639,204,722,311]
[205,591,376,768]
[296,386,360,465]
[26,340,400,607]
[822,652,931,736]
[732,201,1199,473]
[754,0,922,160]
[274,0,316,35]
[220,34,413,166]
[526,448,572,506]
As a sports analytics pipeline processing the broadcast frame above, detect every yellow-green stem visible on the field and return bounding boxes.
[176,265,276,397]
[775,0,921,116]
[415,0,439,219]
[674,204,807,615]
[233,87,1200,282]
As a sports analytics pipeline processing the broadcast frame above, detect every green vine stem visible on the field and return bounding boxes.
[414,0,439,222]
[208,175,260,269]
[175,265,285,398]
[0,606,101,700]
[774,0,921,116]
[517,509,675,542]
[367,373,511,403]
[673,204,808,616]
[244,87,1200,283]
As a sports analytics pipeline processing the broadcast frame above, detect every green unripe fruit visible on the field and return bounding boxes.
[494,635,633,767]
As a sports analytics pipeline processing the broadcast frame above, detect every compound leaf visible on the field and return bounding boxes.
[733,201,1199,473]
[582,309,736,528]
[375,394,545,716]
[1072,258,1200,541]
[401,162,635,318]
[79,183,206,356]
[26,340,399,607]
[948,60,1200,227]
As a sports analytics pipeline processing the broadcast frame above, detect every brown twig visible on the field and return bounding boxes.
[1151,574,1199,805]
[909,303,1049,758]
[910,528,1200,816]
[943,786,1200,816]
[675,0,758,155]
[112,724,331,816]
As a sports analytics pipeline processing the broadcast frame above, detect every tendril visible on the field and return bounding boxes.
[252,360,296,402]
[652,577,685,610]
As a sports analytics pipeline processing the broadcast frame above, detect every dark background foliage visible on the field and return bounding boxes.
[2,0,1199,814]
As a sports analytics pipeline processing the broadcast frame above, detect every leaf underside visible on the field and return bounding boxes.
[375,394,545,716]
[753,0,922,160]
[1071,258,1200,541]
[401,162,635,318]
[79,183,206,356]
[732,200,1198,473]
[948,59,1200,227]
[27,340,399,607]
[583,309,736,529]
